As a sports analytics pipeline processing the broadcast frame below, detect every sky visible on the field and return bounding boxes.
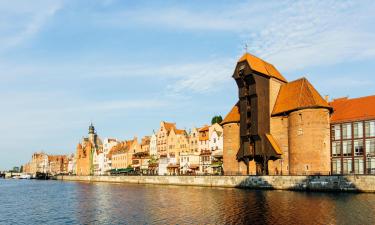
[1,0,375,170]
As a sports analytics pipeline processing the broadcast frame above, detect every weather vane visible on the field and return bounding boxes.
[244,43,248,53]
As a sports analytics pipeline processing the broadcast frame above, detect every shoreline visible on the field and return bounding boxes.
[56,175,375,193]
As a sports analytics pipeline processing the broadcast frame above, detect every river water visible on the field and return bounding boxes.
[0,179,375,224]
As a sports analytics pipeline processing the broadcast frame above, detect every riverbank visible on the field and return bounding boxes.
[56,175,375,192]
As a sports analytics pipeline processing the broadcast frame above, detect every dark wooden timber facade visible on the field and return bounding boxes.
[233,60,281,175]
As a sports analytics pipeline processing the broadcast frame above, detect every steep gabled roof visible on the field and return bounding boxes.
[272,78,332,116]
[175,129,187,135]
[198,125,209,132]
[221,102,240,125]
[237,53,287,83]
[141,136,151,146]
[108,141,130,158]
[163,121,176,132]
[330,95,375,123]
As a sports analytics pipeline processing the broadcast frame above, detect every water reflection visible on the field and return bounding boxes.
[0,180,375,224]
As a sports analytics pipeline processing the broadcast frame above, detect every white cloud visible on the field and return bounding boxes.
[247,0,375,71]
[0,91,167,134]
[0,57,236,94]
[94,0,375,72]
[0,0,63,51]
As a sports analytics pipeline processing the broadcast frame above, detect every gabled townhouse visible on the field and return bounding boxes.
[150,133,158,157]
[209,123,224,174]
[180,128,200,174]
[102,138,119,174]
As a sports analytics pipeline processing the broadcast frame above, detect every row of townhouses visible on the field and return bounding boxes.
[23,52,375,176]
[23,152,74,176]
[73,121,224,176]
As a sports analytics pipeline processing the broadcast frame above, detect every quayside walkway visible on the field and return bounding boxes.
[57,175,375,193]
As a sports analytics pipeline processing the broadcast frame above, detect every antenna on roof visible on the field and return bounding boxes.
[244,43,249,53]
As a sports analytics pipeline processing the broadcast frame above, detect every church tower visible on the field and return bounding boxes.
[88,122,97,146]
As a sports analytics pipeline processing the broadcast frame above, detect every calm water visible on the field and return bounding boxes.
[0,179,375,225]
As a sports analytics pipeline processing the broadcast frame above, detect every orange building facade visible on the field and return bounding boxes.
[75,124,103,176]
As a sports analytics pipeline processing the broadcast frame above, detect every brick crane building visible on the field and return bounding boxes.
[222,53,332,175]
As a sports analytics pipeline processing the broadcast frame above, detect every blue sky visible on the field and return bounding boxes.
[1,0,375,170]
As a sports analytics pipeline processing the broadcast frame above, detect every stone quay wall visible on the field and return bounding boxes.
[56,175,375,193]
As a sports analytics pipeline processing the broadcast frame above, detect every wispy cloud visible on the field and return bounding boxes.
[247,0,375,71]
[0,0,63,51]
[95,0,375,72]
[0,57,235,94]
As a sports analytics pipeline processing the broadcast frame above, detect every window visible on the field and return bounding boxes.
[365,121,375,137]
[332,125,341,140]
[332,141,341,156]
[343,158,352,174]
[342,140,352,156]
[332,158,341,174]
[354,158,364,174]
[342,123,352,139]
[367,157,375,174]
[366,139,375,155]
[354,122,363,138]
[354,140,364,156]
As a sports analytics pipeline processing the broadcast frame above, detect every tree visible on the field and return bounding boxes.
[211,115,223,125]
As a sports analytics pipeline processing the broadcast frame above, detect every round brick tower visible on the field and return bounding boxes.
[288,108,331,175]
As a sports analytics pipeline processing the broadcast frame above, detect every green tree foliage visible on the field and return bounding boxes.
[211,115,223,125]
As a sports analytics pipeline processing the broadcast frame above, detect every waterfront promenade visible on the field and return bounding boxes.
[57,175,375,193]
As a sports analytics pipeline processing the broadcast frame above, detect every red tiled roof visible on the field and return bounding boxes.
[330,95,375,123]
[175,129,186,135]
[221,102,240,125]
[272,78,332,116]
[198,125,209,132]
[163,121,176,132]
[238,53,287,83]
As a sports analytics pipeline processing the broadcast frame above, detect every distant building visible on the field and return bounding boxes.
[209,123,223,174]
[150,133,157,157]
[155,121,188,175]
[110,138,140,170]
[158,155,169,175]
[198,125,211,173]
[180,128,200,175]
[67,154,76,174]
[157,121,176,156]
[141,136,151,154]
[330,95,375,174]
[75,123,103,176]
[110,142,131,170]
[48,155,68,175]
[102,138,119,174]
[23,152,69,175]
[25,152,49,174]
